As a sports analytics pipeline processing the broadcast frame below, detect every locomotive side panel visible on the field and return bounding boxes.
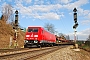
[42,29,56,43]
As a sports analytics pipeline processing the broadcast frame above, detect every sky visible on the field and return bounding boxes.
[0,0,90,40]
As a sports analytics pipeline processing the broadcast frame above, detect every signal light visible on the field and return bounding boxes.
[73,23,78,29]
[13,10,19,30]
[15,15,18,25]
[73,8,77,12]
[15,10,18,14]
[73,8,78,29]
[15,20,17,24]
[74,19,77,23]
[74,13,77,23]
[73,25,75,29]
[76,23,78,26]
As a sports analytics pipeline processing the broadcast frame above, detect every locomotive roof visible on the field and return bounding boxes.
[28,26,42,27]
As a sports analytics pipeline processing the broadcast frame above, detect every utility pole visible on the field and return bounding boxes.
[14,10,19,48]
[73,8,79,48]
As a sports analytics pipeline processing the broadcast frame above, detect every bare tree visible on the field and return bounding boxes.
[87,35,90,41]
[44,23,55,34]
[66,35,70,40]
[58,33,63,37]
[58,33,66,40]
[1,4,14,23]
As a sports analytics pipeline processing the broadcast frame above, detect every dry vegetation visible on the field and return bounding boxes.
[0,20,25,49]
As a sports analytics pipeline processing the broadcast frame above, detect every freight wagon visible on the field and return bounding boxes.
[24,26,56,48]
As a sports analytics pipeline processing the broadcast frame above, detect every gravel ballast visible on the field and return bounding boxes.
[36,45,90,60]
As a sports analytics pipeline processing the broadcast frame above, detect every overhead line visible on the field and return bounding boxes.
[49,0,72,34]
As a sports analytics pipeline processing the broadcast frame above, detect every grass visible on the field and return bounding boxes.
[81,45,90,51]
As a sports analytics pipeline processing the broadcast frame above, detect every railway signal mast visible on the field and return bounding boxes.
[73,8,78,44]
[14,10,19,48]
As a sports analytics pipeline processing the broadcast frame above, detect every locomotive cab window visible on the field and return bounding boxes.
[33,29,38,32]
[28,28,38,32]
[28,29,33,32]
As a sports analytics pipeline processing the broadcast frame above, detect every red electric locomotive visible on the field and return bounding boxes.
[24,26,56,48]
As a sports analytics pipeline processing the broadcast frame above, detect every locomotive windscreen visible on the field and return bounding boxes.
[28,28,38,32]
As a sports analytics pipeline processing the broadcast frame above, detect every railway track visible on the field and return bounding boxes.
[0,46,68,60]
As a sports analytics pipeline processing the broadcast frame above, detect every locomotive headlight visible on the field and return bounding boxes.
[26,35,30,37]
[59,41,61,42]
[24,40,28,43]
[34,40,38,43]
[34,35,38,37]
